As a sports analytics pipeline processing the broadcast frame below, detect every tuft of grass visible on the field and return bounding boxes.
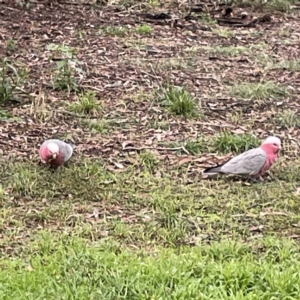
[185,139,205,155]
[212,45,249,56]
[87,119,108,133]
[233,0,295,12]
[0,109,21,123]
[146,119,170,130]
[156,85,198,117]
[69,90,103,116]
[6,38,17,51]
[275,110,300,129]
[159,138,206,155]
[10,164,39,195]
[213,131,260,154]
[99,25,128,37]
[138,150,159,172]
[231,81,289,100]
[276,59,300,72]
[199,13,217,25]
[51,61,78,93]
[212,27,235,39]
[48,43,84,94]
[265,0,294,12]
[136,24,152,35]
[0,109,14,121]
[230,111,244,125]
[0,58,28,104]
[158,58,197,72]
[148,0,160,6]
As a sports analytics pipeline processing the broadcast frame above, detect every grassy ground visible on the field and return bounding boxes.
[1,0,300,298]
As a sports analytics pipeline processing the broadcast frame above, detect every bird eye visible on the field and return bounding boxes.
[273,143,277,146]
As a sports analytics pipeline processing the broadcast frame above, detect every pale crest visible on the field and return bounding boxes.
[47,142,60,154]
[262,136,281,146]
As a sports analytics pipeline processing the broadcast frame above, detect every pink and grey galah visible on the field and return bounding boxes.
[39,139,75,167]
[203,136,281,180]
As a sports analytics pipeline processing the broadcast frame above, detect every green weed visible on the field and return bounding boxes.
[0,58,28,104]
[231,81,289,100]
[275,110,300,129]
[69,90,103,116]
[213,131,260,154]
[156,85,198,117]
[47,43,84,94]
[100,26,128,37]
[136,24,152,35]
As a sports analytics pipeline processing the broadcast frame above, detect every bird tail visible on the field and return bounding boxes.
[203,166,221,175]
[203,165,223,174]
[203,156,233,174]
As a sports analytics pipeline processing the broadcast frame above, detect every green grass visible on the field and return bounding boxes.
[212,46,250,56]
[138,150,159,172]
[48,43,81,94]
[275,109,300,129]
[199,13,217,25]
[2,233,300,299]
[233,0,296,12]
[6,38,17,51]
[136,24,152,35]
[156,85,199,117]
[212,27,235,39]
[86,118,108,133]
[99,25,128,36]
[275,59,300,72]
[69,90,103,116]
[0,108,17,121]
[231,81,289,100]
[213,131,260,154]
[184,139,205,155]
[0,58,28,104]
[1,155,300,251]
[1,1,300,298]
[52,62,78,93]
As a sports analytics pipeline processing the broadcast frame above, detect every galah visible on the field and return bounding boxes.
[203,136,281,180]
[39,139,75,167]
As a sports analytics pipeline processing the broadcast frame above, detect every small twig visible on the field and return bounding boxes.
[193,121,236,128]
[81,85,104,92]
[123,146,190,155]
[0,140,14,147]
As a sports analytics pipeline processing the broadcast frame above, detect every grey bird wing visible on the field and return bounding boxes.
[44,139,74,162]
[220,147,267,175]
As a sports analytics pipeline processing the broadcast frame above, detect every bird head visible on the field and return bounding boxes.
[261,136,281,154]
[40,142,60,163]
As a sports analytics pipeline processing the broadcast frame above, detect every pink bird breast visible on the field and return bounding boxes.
[39,147,64,166]
[49,152,65,166]
[39,146,51,161]
[255,143,279,177]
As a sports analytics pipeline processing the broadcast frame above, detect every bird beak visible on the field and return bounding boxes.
[48,153,57,163]
[41,159,47,164]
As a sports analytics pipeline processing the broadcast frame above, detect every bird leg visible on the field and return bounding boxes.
[249,176,264,182]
